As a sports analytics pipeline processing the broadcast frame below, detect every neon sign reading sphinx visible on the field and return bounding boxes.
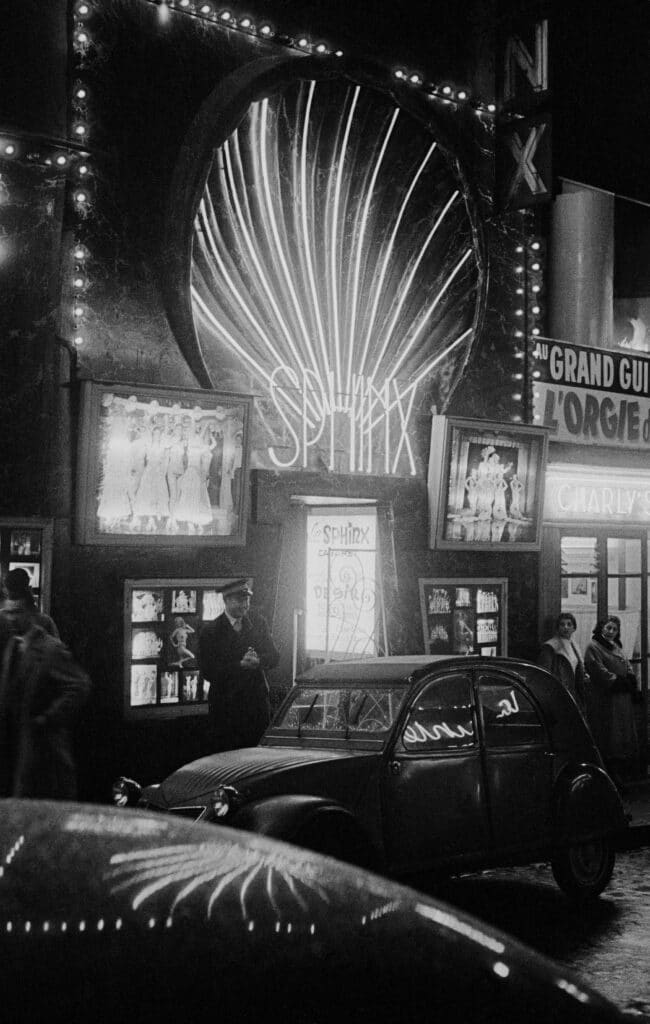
[267,365,419,475]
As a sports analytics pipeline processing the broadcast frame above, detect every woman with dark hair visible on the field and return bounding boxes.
[537,612,587,713]
[584,615,639,788]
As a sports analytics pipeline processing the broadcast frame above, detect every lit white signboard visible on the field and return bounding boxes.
[305,510,378,658]
[532,340,650,450]
[544,464,650,523]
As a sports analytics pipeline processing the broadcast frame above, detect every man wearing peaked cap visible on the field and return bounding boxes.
[199,578,279,751]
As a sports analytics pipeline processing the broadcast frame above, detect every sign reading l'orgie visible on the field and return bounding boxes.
[532,340,650,447]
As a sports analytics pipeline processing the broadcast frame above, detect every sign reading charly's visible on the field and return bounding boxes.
[533,340,650,448]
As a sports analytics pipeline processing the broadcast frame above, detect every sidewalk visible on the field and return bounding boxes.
[618,772,650,850]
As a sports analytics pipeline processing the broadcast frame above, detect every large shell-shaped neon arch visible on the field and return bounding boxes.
[176,71,485,475]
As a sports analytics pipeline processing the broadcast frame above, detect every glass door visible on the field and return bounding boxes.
[560,532,646,687]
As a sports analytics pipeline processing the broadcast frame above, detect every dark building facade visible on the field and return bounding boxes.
[1,0,648,797]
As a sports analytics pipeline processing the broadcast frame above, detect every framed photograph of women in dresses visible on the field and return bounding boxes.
[427,416,549,551]
[75,381,253,545]
[124,577,248,719]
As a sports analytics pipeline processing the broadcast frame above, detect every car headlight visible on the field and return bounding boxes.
[211,785,240,819]
[112,776,142,807]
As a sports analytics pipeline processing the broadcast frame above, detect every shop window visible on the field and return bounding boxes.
[401,675,475,753]
[479,680,544,747]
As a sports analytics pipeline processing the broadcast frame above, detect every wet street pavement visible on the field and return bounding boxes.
[422,844,650,1020]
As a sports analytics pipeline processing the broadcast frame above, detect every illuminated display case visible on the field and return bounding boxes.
[76,381,253,546]
[123,577,243,719]
[419,578,508,657]
[428,416,549,551]
[0,518,53,613]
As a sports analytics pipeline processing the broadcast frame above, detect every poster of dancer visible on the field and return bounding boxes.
[428,416,548,551]
[76,381,253,545]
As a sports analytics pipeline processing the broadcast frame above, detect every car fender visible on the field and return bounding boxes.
[230,794,377,867]
[553,763,627,844]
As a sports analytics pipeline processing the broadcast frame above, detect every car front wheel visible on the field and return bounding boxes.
[551,837,615,901]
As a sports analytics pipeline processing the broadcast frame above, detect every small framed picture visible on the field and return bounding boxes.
[571,577,588,596]
[171,589,197,614]
[131,590,165,622]
[130,664,158,706]
[182,671,200,703]
[10,531,41,558]
[160,671,179,704]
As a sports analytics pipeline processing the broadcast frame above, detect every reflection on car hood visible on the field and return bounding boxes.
[155,746,374,806]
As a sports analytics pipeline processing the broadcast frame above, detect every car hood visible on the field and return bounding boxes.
[151,745,379,808]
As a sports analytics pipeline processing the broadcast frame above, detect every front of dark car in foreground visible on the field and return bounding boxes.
[0,799,626,1024]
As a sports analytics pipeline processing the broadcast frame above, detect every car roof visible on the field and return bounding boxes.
[295,655,532,686]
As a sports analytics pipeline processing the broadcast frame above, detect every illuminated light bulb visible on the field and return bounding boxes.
[74,246,86,260]
[75,191,88,203]
[515,287,524,295]
[532,370,541,379]
[334,49,343,56]
[531,261,540,271]
[75,31,89,44]
[394,69,405,79]
[259,23,272,35]
[74,124,87,137]
[531,327,540,335]
[514,309,524,316]
[442,85,453,96]
[56,155,67,166]
[73,276,85,288]
[513,373,523,380]
[315,43,327,54]
[73,335,84,347]
[531,241,540,250]
[200,4,212,14]
[531,304,540,314]
[409,74,422,85]
[534,413,541,421]
[73,305,84,318]
[514,351,525,359]
[77,2,90,13]
[487,103,496,112]
[218,8,231,17]
[239,17,251,28]
[179,0,190,6]
[4,144,16,156]
[532,284,540,293]
[297,37,309,47]
[457,90,467,100]
[515,245,524,253]
[515,265,524,274]
[534,391,541,399]
[514,330,524,338]
[78,164,89,175]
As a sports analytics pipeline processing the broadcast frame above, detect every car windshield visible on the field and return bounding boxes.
[273,686,407,736]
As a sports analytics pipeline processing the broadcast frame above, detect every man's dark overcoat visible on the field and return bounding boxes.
[0,625,91,798]
[199,612,279,751]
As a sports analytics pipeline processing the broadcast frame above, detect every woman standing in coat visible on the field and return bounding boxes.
[537,612,587,713]
[584,615,638,788]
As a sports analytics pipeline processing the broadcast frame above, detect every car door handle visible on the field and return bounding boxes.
[389,761,401,776]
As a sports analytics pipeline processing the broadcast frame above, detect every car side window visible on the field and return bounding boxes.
[401,675,476,753]
[479,677,545,747]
